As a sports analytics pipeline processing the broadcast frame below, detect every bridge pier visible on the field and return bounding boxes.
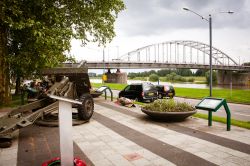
[217,71,250,86]
[104,69,127,84]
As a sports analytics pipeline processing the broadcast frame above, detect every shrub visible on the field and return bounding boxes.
[187,78,195,82]
[165,72,176,81]
[149,74,159,82]
[129,75,136,79]
[205,71,217,85]
[143,100,195,112]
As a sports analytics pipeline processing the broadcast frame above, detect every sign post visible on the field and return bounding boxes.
[48,94,82,166]
[195,97,231,131]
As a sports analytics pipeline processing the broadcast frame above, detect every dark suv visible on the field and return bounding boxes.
[155,85,175,99]
[118,83,158,102]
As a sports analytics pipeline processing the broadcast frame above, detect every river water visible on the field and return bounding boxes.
[90,79,250,89]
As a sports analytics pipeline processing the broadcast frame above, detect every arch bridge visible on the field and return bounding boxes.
[87,40,250,72]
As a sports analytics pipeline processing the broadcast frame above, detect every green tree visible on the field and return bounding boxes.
[157,69,172,76]
[243,62,250,66]
[195,69,207,76]
[176,69,193,76]
[0,0,125,104]
[149,74,159,82]
[205,71,217,85]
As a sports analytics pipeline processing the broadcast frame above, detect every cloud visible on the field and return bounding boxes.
[116,0,250,37]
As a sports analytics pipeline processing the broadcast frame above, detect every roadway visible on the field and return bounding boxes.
[109,90,250,122]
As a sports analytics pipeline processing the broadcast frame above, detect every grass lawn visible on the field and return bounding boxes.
[0,94,27,108]
[175,87,250,104]
[184,76,206,83]
[91,82,250,104]
[193,113,250,129]
[91,82,127,91]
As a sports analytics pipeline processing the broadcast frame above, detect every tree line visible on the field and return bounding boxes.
[128,69,207,78]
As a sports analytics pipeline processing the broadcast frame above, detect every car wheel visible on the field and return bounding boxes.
[77,94,94,120]
[158,93,163,99]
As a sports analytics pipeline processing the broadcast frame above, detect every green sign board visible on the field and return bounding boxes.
[195,97,231,131]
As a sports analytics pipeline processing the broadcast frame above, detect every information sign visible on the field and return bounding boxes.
[195,97,231,131]
[196,98,224,111]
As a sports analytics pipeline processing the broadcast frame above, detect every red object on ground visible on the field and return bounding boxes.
[42,157,86,166]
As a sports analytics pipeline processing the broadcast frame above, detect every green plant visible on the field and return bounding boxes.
[205,71,217,85]
[149,74,159,82]
[186,77,195,82]
[143,100,195,112]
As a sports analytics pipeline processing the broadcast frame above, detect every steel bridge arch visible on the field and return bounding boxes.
[118,40,238,66]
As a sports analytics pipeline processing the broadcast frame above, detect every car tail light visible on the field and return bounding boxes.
[141,92,144,97]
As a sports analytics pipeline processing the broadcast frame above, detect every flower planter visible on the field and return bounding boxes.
[141,108,197,121]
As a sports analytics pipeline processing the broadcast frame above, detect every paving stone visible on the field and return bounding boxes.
[131,158,151,166]
[221,161,241,166]
[0,159,17,166]
[92,158,114,166]
[243,156,250,162]
[106,154,131,165]
[225,149,249,158]
[101,149,117,156]
[206,156,228,165]
[212,151,232,158]
[224,156,250,166]
[88,152,106,162]
[151,158,176,166]
[194,151,214,159]
[135,149,157,159]
[182,147,201,154]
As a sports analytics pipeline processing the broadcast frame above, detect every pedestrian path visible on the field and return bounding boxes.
[0,98,250,166]
[91,100,250,166]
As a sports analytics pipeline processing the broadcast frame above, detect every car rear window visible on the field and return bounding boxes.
[129,85,142,91]
[143,83,154,91]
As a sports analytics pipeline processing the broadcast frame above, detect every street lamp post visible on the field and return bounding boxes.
[183,8,233,97]
[209,14,212,97]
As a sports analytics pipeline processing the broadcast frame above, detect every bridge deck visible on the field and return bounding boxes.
[86,61,250,71]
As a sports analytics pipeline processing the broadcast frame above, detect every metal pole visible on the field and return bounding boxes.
[103,48,105,84]
[230,71,232,98]
[209,15,212,97]
[208,111,212,126]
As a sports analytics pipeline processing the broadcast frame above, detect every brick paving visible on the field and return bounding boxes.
[0,98,250,166]
[16,125,94,166]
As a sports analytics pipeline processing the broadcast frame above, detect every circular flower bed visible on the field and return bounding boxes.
[141,99,197,121]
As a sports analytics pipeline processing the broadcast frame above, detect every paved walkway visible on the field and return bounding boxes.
[0,98,250,166]
[111,89,250,121]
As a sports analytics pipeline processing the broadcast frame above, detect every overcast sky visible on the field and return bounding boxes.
[71,0,250,69]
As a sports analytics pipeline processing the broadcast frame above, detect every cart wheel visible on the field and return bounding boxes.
[77,94,94,120]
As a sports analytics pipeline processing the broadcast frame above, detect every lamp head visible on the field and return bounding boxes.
[183,7,189,11]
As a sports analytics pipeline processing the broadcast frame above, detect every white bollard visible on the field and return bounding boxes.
[59,100,73,166]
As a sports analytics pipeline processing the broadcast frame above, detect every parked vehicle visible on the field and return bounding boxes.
[118,83,158,102]
[155,85,175,99]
